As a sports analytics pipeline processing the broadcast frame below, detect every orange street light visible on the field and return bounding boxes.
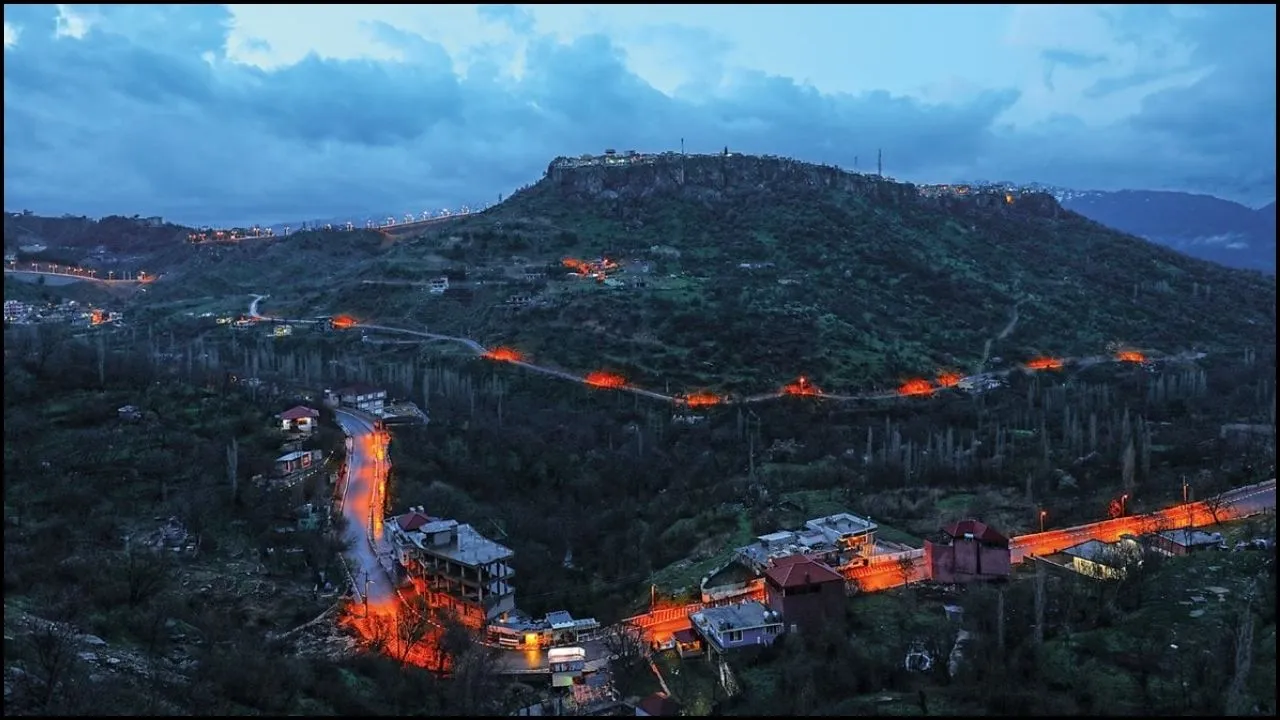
[1121,494,1129,516]
[1039,510,1047,533]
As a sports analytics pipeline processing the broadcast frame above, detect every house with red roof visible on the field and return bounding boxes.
[924,519,1012,584]
[278,405,320,434]
[763,555,847,632]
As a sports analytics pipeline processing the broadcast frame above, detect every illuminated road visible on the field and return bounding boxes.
[333,409,397,607]
[1009,479,1276,562]
[4,266,145,284]
[247,296,1205,407]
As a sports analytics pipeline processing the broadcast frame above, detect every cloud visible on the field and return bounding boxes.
[1040,48,1108,91]
[2,4,1275,226]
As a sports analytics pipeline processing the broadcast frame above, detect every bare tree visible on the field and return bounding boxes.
[121,547,171,608]
[1202,492,1230,526]
[394,594,435,666]
[603,623,648,681]
[897,555,917,589]
[18,620,82,712]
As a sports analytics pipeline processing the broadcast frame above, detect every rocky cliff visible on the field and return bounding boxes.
[539,152,1065,219]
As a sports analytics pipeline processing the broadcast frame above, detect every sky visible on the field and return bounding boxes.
[3,4,1276,227]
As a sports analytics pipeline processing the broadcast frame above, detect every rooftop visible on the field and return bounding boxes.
[279,405,320,420]
[1158,529,1226,547]
[394,511,433,532]
[941,518,1009,546]
[412,522,514,567]
[691,601,781,633]
[275,450,310,463]
[804,512,877,538]
[764,556,845,589]
[1064,538,1139,567]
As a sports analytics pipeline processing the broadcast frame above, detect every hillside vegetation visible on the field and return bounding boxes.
[9,155,1278,394]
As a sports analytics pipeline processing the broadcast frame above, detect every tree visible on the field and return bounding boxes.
[896,555,916,589]
[1203,492,1230,526]
[602,623,648,695]
[394,595,435,666]
[121,547,171,608]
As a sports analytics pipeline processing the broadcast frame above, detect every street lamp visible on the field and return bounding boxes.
[1039,510,1047,533]
[1182,477,1189,505]
[1121,494,1129,517]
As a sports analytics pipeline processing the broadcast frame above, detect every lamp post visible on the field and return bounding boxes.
[1182,476,1189,505]
[1121,494,1129,517]
[1039,510,1047,533]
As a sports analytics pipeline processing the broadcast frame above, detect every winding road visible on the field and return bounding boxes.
[259,295,1273,655]
[246,295,1198,407]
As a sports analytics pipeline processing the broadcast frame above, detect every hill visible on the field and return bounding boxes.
[1057,190,1276,273]
[14,154,1279,395]
[198,152,1271,395]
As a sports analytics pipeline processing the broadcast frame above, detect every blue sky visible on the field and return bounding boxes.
[3,4,1275,227]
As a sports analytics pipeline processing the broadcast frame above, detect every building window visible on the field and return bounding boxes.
[726,630,743,644]
[766,625,779,635]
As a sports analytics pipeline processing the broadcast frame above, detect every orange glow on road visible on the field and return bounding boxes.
[936,371,962,388]
[1116,350,1145,363]
[1025,357,1064,371]
[782,376,822,396]
[332,315,358,330]
[898,379,935,396]
[562,258,591,274]
[484,346,525,363]
[585,371,627,389]
[681,391,723,407]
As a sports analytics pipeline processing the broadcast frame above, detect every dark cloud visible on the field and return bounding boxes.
[2,5,1274,226]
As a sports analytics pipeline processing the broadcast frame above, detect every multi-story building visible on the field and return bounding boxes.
[336,383,387,416]
[385,508,516,624]
[689,601,784,654]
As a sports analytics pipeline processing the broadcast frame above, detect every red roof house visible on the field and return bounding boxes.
[279,405,320,432]
[925,518,1012,584]
[395,510,432,532]
[763,556,846,632]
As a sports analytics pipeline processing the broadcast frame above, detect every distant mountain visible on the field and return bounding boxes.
[1052,190,1275,274]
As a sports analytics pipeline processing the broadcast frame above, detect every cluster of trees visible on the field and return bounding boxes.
[719,540,1276,716]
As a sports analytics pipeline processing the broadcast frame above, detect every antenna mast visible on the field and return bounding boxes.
[877,149,883,177]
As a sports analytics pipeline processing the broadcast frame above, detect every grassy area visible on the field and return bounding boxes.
[655,651,721,716]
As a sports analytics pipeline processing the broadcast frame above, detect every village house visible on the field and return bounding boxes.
[1149,529,1227,557]
[428,277,449,294]
[117,404,143,422]
[273,449,322,482]
[1063,538,1143,580]
[689,600,784,654]
[924,519,1012,584]
[336,383,387,416]
[763,556,847,633]
[278,405,320,434]
[385,508,516,624]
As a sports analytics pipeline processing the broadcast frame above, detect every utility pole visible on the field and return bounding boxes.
[877,148,883,177]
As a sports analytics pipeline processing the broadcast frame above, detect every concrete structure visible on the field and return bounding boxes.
[385,508,516,623]
[689,600,783,653]
[924,519,1012,584]
[279,405,319,433]
[763,556,846,633]
[736,511,878,574]
[1063,538,1142,580]
[337,383,387,416]
[1149,529,1227,557]
[428,277,449,294]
